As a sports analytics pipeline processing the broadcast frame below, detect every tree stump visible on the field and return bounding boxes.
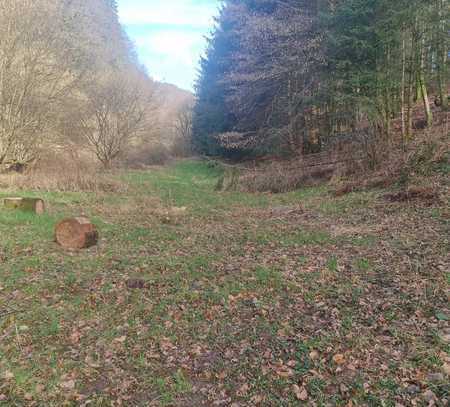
[55,217,98,249]
[4,197,45,214]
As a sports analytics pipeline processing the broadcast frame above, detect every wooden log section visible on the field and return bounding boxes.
[4,197,45,214]
[55,217,98,249]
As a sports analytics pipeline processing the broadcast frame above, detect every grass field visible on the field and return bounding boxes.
[0,160,448,406]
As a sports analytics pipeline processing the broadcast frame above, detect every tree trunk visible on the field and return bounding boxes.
[406,20,419,139]
[55,217,98,249]
[4,197,45,214]
[419,74,433,127]
[406,62,414,139]
[419,44,433,127]
[436,0,448,110]
[401,33,407,141]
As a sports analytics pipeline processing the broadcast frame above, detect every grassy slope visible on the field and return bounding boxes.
[0,161,448,406]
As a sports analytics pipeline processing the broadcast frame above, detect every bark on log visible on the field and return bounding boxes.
[4,197,45,214]
[55,217,98,249]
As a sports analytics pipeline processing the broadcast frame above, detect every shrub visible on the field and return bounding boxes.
[125,143,172,168]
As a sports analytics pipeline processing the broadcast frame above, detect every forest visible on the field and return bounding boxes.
[0,0,449,406]
[193,0,448,158]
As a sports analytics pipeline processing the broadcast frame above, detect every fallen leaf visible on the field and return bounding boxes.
[2,371,14,380]
[60,380,76,390]
[276,367,294,378]
[237,383,249,396]
[293,384,308,401]
[309,350,319,360]
[442,362,450,375]
[251,394,263,403]
[70,330,81,344]
[333,354,345,365]
[35,384,45,393]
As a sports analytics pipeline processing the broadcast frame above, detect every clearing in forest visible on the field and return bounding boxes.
[0,161,448,406]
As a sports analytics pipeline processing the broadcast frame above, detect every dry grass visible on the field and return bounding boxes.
[330,112,449,197]
[239,164,335,193]
[0,152,127,193]
[233,105,448,196]
[236,150,367,193]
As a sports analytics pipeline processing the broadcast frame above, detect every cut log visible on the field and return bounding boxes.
[55,217,98,249]
[4,197,45,215]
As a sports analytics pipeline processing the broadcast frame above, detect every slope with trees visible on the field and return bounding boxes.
[0,0,157,172]
[193,0,449,158]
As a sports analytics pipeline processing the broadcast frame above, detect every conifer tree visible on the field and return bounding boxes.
[192,0,448,157]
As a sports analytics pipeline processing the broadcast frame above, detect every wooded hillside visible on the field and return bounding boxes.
[193,0,449,158]
[0,0,193,175]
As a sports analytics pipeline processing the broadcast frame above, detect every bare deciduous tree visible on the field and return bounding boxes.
[174,104,193,138]
[77,69,154,168]
[0,0,90,168]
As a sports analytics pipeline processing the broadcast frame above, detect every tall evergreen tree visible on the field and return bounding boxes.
[192,0,449,158]
[192,4,248,155]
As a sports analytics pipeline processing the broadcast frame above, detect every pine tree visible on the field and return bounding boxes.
[192,0,448,158]
[192,6,240,155]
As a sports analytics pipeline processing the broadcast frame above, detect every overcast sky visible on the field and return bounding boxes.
[118,0,220,91]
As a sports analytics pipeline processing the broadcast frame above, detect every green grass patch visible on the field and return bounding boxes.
[0,159,447,406]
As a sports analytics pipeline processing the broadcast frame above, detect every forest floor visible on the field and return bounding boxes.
[0,160,449,406]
